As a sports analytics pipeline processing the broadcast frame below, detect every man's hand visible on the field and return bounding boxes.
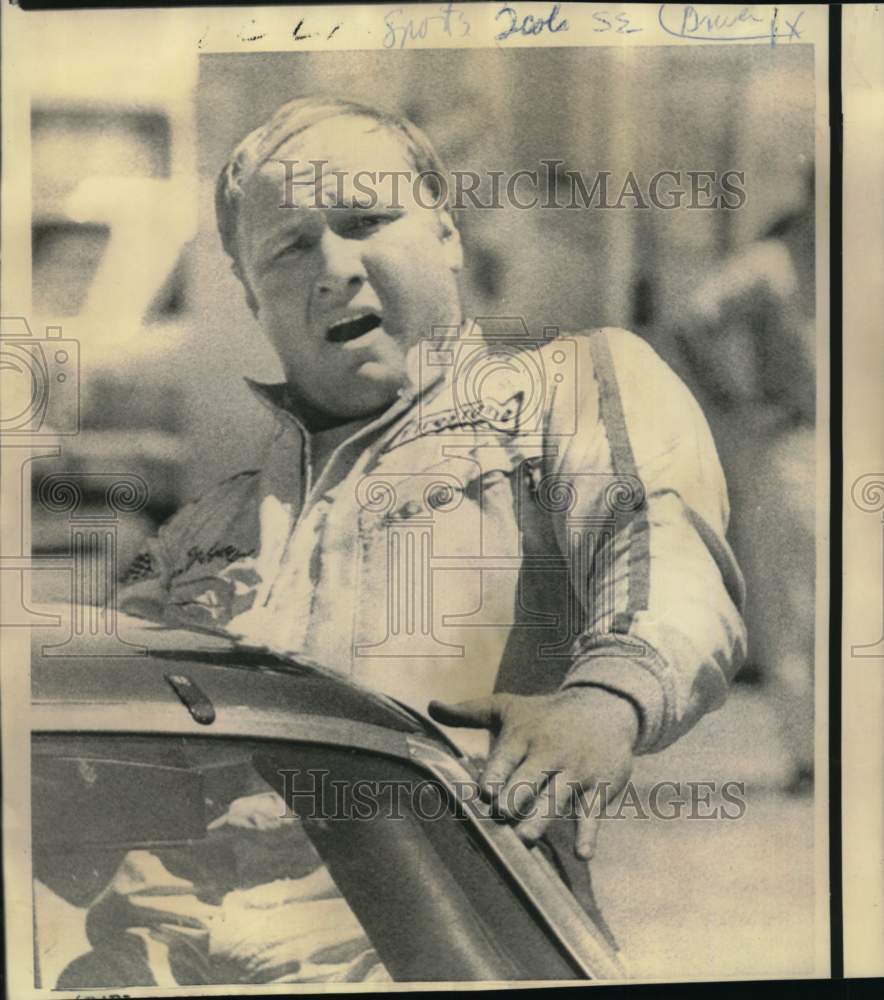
[428,687,639,860]
[207,791,288,833]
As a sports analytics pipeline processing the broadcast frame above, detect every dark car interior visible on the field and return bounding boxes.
[32,733,584,987]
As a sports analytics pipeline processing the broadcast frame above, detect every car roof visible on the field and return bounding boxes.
[30,608,458,750]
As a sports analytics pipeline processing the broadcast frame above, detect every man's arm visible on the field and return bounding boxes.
[556,328,747,753]
[431,328,747,856]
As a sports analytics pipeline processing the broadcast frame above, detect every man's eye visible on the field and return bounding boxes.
[347,214,388,235]
[275,237,311,258]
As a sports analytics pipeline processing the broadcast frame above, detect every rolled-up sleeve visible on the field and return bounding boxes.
[548,329,747,754]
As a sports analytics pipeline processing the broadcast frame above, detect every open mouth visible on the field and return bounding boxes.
[326,313,382,344]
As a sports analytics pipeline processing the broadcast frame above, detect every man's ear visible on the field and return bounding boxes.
[437,210,463,273]
[232,259,260,317]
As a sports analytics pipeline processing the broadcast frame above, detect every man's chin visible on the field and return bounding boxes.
[338,359,407,405]
[354,359,408,391]
[310,366,406,424]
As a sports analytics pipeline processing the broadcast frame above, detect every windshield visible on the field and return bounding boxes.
[32,735,390,988]
[32,733,579,988]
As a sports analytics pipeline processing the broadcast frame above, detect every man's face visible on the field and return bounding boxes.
[236,116,463,422]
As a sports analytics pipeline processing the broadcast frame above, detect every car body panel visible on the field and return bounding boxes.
[32,613,434,739]
[29,607,626,982]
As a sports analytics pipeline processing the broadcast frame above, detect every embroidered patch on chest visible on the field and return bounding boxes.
[383,392,524,453]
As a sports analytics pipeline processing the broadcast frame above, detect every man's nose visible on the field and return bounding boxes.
[314,231,366,301]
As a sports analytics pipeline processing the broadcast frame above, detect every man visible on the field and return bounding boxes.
[122,97,746,871]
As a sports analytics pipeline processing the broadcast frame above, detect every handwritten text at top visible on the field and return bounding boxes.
[657,5,805,44]
[383,3,470,49]
[495,4,570,41]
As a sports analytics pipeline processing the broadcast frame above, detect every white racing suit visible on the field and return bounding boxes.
[118,324,747,952]
[121,325,746,760]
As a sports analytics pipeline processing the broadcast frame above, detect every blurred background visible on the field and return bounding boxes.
[24,43,820,976]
